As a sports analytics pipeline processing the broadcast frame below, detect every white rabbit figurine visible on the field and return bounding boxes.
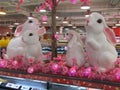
[65,30,85,67]
[85,12,117,72]
[4,28,46,61]
[14,17,46,37]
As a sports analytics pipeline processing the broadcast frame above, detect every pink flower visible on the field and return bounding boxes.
[12,60,18,66]
[52,63,59,72]
[83,67,92,77]
[61,66,68,75]
[71,0,77,4]
[54,34,59,40]
[42,15,48,22]
[69,67,77,76]
[27,66,34,73]
[28,58,34,64]
[0,60,7,68]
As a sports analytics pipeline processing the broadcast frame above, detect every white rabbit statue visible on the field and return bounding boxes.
[4,28,46,61]
[85,12,117,72]
[65,30,85,67]
[14,17,46,37]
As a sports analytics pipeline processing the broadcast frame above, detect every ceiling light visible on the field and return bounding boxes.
[63,17,68,24]
[63,21,68,24]
[28,16,34,20]
[9,27,13,30]
[56,16,59,19]
[14,22,19,25]
[0,11,6,15]
[80,2,90,10]
[81,6,90,10]
[42,21,47,24]
[0,7,6,15]
[40,9,46,12]
[85,14,89,18]
[115,23,120,26]
[68,21,72,26]
[72,24,76,28]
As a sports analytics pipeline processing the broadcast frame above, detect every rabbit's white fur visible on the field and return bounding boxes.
[14,18,44,37]
[4,30,43,61]
[66,30,85,67]
[85,12,117,72]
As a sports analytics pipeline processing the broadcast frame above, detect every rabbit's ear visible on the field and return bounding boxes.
[104,27,116,46]
[38,27,46,36]
[14,24,23,37]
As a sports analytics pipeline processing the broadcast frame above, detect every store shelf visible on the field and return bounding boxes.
[0,69,119,90]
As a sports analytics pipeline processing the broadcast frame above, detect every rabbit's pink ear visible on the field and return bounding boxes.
[14,25,23,37]
[104,27,116,45]
[38,27,46,36]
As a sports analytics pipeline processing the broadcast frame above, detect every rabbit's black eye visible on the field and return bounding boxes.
[29,20,33,23]
[97,19,102,23]
[66,33,69,35]
[29,33,33,36]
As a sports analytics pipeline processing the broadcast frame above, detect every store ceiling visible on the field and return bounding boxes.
[0,0,120,27]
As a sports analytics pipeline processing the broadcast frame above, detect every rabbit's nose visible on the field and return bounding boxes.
[29,33,33,36]
[29,20,33,23]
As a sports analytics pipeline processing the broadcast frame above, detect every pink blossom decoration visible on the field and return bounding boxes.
[42,15,48,22]
[80,0,89,3]
[69,67,77,76]
[52,63,59,73]
[0,60,7,68]
[71,0,77,4]
[28,58,34,64]
[83,67,92,77]
[27,66,34,73]
[61,66,68,75]
[12,60,18,66]
[19,0,24,4]
[54,34,59,40]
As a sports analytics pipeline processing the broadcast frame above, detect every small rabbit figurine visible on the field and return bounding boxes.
[4,28,46,61]
[65,30,85,67]
[85,12,117,72]
[14,17,45,37]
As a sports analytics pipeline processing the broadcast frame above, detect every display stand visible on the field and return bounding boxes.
[0,69,119,90]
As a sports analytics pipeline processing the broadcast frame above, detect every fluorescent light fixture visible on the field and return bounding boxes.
[28,16,33,20]
[115,23,120,26]
[73,26,76,28]
[0,11,6,15]
[40,9,46,12]
[80,5,90,10]
[72,24,76,28]
[80,2,90,10]
[56,16,59,19]
[68,21,72,26]
[63,21,68,24]
[42,21,47,24]
[9,27,13,30]
[65,28,69,30]
[14,23,19,25]
[85,14,89,18]
[68,23,72,26]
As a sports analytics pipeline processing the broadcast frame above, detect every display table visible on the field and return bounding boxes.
[0,69,119,90]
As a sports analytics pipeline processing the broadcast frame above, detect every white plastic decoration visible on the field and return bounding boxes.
[14,18,41,37]
[65,30,85,67]
[4,29,45,61]
[85,12,117,73]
